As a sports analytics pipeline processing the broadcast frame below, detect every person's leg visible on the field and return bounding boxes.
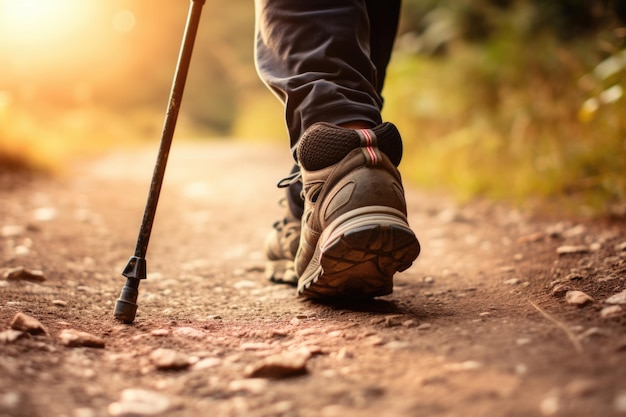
[256,0,420,296]
[255,0,400,152]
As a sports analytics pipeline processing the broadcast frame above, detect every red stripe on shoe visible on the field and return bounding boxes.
[360,129,378,165]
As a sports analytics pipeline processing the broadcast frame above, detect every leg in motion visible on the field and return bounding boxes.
[256,0,420,298]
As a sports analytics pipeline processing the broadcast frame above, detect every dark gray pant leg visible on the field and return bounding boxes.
[255,0,401,151]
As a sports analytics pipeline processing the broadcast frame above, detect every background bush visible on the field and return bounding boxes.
[1,0,624,216]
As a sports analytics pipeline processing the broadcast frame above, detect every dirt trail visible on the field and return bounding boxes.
[1,141,625,417]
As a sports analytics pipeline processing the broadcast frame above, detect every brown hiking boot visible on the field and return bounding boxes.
[295,122,420,298]
[263,200,300,285]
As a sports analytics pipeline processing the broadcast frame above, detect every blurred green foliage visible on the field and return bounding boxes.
[1,0,625,216]
[386,0,626,216]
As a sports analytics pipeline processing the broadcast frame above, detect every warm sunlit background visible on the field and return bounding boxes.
[1,0,625,216]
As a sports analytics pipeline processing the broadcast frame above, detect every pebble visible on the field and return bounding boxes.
[191,357,222,371]
[149,348,190,370]
[10,312,48,335]
[1,225,24,237]
[173,327,206,339]
[3,266,46,282]
[1,392,21,411]
[33,207,58,222]
[52,300,68,307]
[402,319,418,328]
[0,329,25,343]
[384,315,405,327]
[504,278,521,286]
[14,246,30,256]
[564,379,597,398]
[600,305,623,319]
[615,241,626,252]
[444,360,482,372]
[228,378,269,394]
[615,391,626,412]
[556,245,589,255]
[73,407,97,417]
[565,273,584,281]
[540,390,560,416]
[58,329,105,348]
[241,342,273,351]
[417,323,432,331]
[108,389,171,417]
[605,289,626,305]
[551,284,571,297]
[565,290,593,306]
[245,352,309,379]
[578,327,609,340]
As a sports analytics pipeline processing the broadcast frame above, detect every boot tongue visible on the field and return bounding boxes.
[297,122,403,171]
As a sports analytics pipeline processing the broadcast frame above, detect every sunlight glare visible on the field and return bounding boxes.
[112,9,136,33]
[0,0,97,45]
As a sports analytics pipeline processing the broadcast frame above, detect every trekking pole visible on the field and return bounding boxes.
[114,0,206,324]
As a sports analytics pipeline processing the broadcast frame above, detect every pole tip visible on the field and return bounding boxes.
[114,298,138,324]
[114,282,139,324]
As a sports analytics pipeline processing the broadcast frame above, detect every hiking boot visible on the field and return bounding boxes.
[295,122,420,298]
[264,203,300,285]
[263,168,303,285]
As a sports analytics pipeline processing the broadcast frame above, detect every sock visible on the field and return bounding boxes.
[297,122,403,171]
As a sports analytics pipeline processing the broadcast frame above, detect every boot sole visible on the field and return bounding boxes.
[297,207,420,299]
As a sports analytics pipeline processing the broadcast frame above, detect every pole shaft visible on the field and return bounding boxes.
[133,0,205,259]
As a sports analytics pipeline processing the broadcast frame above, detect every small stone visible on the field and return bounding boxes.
[504,278,521,286]
[191,357,222,371]
[150,329,170,337]
[601,305,623,319]
[551,284,571,297]
[444,360,482,372]
[365,336,386,346]
[1,392,21,411]
[108,389,170,416]
[52,300,67,307]
[33,207,58,222]
[565,290,593,306]
[10,312,48,335]
[0,329,26,343]
[605,290,626,305]
[423,276,434,284]
[58,329,105,348]
[173,327,206,339]
[556,245,589,255]
[73,407,96,417]
[245,352,308,379]
[615,241,626,252]
[3,267,46,282]
[384,341,410,350]
[615,391,626,412]
[228,379,269,394]
[149,348,190,370]
[402,319,417,328]
[540,391,560,416]
[241,342,273,351]
[565,273,584,281]
[578,327,609,340]
[384,315,405,327]
[417,323,432,331]
[1,225,24,237]
[564,379,597,398]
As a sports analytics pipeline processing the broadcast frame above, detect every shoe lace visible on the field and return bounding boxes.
[276,171,302,188]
